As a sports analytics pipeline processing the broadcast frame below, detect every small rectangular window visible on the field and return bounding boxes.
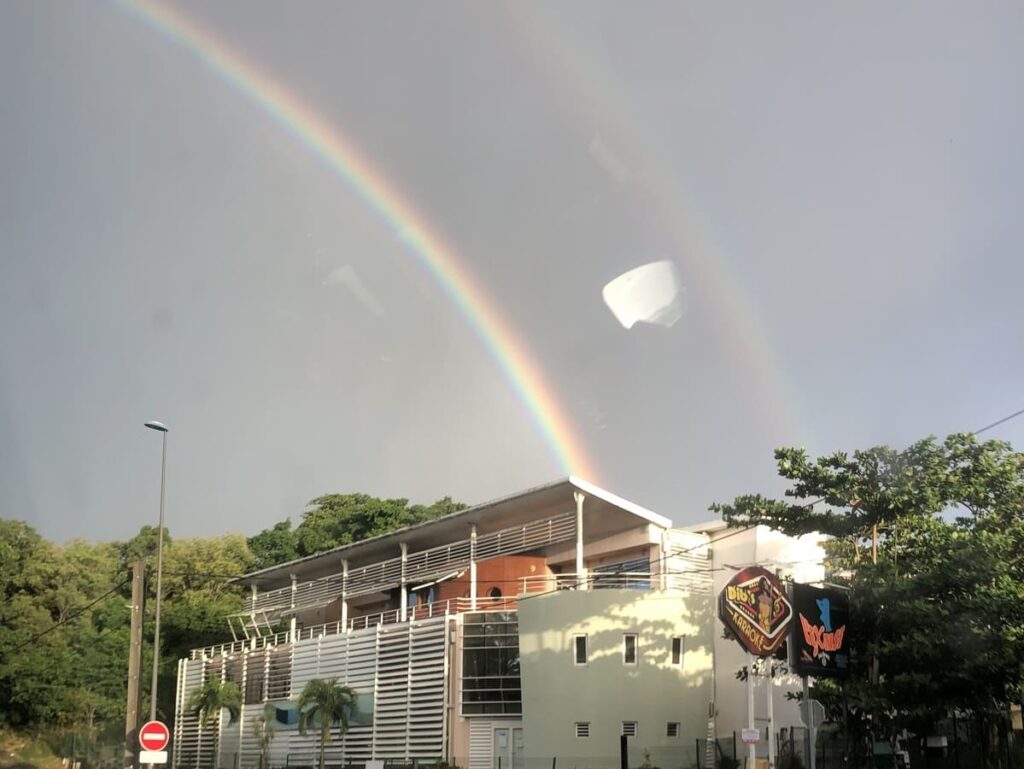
[574,634,588,665]
[575,722,590,738]
[671,636,684,666]
[623,633,638,665]
[667,722,681,738]
[622,721,638,738]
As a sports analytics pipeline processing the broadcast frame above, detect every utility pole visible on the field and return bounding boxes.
[124,560,145,769]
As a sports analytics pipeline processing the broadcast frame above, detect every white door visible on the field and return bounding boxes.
[492,727,524,769]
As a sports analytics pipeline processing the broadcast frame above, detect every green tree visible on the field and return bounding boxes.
[252,712,277,769]
[119,525,171,568]
[248,520,299,571]
[186,679,242,729]
[711,433,1024,740]
[293,494,465,558]
[297,678,358,769]
[0,521,76,727]
[157,534,254,719]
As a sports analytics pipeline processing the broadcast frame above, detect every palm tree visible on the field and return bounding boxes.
[186,679,242,729]
[252,712,277,769]
[297,678,358,769]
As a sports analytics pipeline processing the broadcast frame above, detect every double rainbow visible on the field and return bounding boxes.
[118,0,599,480]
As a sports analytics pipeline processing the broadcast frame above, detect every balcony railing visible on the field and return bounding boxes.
[519,570,709,594]
[189,596,516,659]
[192,570,706,660]
[249,511,576,617]
[519,571,654,593]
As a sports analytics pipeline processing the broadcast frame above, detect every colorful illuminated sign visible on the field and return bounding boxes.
[791,583,849,677]
[718,566,793,656]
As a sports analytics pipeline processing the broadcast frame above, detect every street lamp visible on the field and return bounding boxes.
[144,421,168,723]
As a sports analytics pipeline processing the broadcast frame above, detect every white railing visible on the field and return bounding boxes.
[249,511,576,616]
[519,569,711,594]
[189,630,291,660]
[519,571,662,594]
[192,596,518,658]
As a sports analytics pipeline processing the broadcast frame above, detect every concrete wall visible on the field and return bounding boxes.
[438,555,551,602]
[517,588,714,768]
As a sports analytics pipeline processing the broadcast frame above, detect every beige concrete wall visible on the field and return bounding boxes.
[517,589,714,766]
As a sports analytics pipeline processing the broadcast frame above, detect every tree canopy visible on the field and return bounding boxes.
[711,433,1024,735]
[0,490,464,737]
[247,494,466,570]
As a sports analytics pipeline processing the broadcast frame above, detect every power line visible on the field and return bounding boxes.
[8,578,131,653]
[973,407,1024,436]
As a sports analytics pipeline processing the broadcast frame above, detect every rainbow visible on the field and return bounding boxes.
[505,5,808,447]
[116,0,599,480]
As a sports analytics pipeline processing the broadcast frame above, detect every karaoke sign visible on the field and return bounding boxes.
[719,566,793,656]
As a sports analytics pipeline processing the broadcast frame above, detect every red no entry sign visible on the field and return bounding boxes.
[139,721,170,752]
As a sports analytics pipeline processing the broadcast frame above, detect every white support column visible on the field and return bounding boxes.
[767,664,776,769]
[747,654,756,769]
[289,574,298,643]
[400,543,409,621]
[221,652,231,767]
[469,526,478,610]
[250,583,259,640]
[263,646,272,703]
[660,530,669,590]
[574,491,587,590]
[341,559,349,630]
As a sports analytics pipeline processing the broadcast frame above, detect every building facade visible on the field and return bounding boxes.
[172,478,822,769]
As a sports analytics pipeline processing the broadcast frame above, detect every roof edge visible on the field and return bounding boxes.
[233,477,574,584]
[569,476,673,529]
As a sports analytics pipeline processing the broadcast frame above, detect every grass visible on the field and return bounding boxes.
[0,729,66,769]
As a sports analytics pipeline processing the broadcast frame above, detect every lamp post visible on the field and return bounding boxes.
[144,421,168,722]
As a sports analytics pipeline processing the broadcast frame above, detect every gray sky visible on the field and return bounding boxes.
[2,1,1023,543]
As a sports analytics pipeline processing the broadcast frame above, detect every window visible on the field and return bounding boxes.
[667,722,681,738]
[671,636,684,666]
[461,612,521,715]
[488,586,502,598]
[593,557,651,590]
[623,633,638,665]
[574,634,588,665]
[575,722,591,738]
[622,721,638,737]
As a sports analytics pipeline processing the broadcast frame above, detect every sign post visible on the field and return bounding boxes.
[139,721,170,765]
[790,584,850,769]
[747,654,756,769]
[719,567,794,769]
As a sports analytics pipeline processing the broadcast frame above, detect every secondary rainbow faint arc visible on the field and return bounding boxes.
[118,0,598,481]
[505,5,808,447]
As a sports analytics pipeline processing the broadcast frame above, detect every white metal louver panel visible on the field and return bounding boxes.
[317,632,349,681]
[217,702,241,769]
[235,704,267,769]
[315,632,352,768]
[172,659,187,769]
[173,658,209,769]
[469,720,494,769]
[266,646,293,700]
[193,615,451,763]
[407,619,447,757]
[340,625,378,761]
[667,530,712,593]
[372,622,410,757]
[291,636,321,692]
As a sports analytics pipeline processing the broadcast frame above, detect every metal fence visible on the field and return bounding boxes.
[201,748,700,769]
[695,720,1024,769]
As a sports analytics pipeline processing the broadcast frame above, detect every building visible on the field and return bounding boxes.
[172,478,824,769]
